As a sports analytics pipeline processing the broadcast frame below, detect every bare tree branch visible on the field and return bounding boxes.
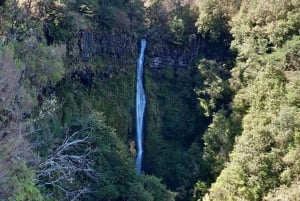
[37,126,97,200]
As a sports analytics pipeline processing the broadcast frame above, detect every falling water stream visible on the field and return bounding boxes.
[136,39,147,174]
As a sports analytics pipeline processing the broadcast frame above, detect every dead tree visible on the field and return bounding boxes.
[37,126,98,200]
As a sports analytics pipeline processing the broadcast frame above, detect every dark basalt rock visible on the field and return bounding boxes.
[70,29,137,62]
[147,34,201,68]
[0,0,5,6]
[68,28,201,70]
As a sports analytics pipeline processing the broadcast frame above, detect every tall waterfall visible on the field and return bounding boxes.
[136,39,147,174]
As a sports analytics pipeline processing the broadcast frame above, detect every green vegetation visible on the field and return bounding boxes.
[195,0,229,41]
[34,112,174,200]
[0,0,299,201]
[198,0,300,200]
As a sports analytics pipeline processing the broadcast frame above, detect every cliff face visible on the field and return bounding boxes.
[79,30,137,62]
[67,29,137,63]
[68,28,201,70]
[146,34,201,68]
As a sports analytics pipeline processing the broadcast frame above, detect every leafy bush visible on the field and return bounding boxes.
[195,0,229,41]
[14,37,65,90]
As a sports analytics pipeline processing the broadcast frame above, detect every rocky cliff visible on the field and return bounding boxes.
[68,28,201,70]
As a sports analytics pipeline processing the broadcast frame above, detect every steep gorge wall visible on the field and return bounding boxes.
[67,28,201,69]
[146,34,201,68]
[61,28,205,200]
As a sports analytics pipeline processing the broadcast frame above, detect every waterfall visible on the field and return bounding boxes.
[136,39,147,174]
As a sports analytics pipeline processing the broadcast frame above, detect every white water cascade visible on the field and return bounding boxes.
[136,39,147,174]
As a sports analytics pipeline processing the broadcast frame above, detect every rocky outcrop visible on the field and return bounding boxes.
[147,34,201,69]
[67,28,201,70]
[67,29,137,63]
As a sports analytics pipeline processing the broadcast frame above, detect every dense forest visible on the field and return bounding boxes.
[0,0,299,200]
